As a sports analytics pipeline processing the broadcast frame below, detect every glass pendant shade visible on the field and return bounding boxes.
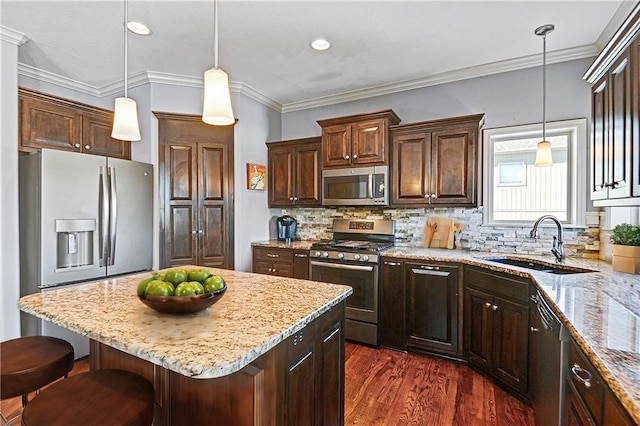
[112,97,141,141]
[534,140,553,167]
[202,68,235,126]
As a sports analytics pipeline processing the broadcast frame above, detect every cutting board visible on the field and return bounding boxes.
[423,217,462,249]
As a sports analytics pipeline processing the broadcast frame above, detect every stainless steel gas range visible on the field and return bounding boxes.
[309,219,395,346]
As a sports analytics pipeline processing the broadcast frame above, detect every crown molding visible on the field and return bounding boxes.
[18,63,102,95]
[0,26,29,46]
[281,44,598,113]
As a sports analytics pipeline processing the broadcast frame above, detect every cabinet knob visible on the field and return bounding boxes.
[192,230,197,235]
[344,155,350,160]
[85,145,91,150]
[293,196,298,201]
[289,197,294,201]
[491,304,498,311]
[424,194,431,198]
[484,302,491,308]
[353,154,358,159]
[531,327,539,332]
[431,193,437,199]
[198,230,203,234]
[74,143,80,148]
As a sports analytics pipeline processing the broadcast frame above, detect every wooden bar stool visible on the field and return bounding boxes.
[1,336,74,424]
[21,369,155,426]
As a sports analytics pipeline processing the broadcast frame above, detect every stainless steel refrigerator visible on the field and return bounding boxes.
[19,149,153,358]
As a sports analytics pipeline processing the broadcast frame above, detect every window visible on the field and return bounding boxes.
[483,119,587,226]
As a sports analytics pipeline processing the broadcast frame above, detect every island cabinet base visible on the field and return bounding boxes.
[90,302,346,426]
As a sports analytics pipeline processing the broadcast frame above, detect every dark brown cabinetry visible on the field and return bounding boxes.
[565,339,634,426]
[584,7,640,206]
[19,88,131,160]
[252,246,309,280]
[267,137,321,207]
[379,259,406,351]
[405,262,460,357]
[92,301,345,426]
[317,110,400,168]
[463,267,530,397]
[390,114,484,207]
[157,113,234,269]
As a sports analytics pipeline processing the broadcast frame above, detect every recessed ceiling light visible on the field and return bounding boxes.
[127,21,151,36]
[311,38,331,51]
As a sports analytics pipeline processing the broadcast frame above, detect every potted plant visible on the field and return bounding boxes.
[610,223,640,274]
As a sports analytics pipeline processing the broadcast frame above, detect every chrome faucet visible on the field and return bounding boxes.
[530,215,565,263]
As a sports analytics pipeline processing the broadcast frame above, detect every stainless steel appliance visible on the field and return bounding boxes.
[322,166,389,206]
[309,219,395,345]
[276,215,297,242]
[19,149,154,358]
[531,290,569,426]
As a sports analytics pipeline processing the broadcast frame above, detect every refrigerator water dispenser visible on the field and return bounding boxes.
[55,219,95,269]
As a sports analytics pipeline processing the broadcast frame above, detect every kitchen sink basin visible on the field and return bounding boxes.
[487,258,594,275]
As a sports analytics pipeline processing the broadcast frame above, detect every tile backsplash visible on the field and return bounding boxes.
[282,206,601,259]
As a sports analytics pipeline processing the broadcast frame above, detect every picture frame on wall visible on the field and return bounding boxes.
[246,163,266,190]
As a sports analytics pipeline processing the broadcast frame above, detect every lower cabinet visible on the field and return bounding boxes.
[92,301,345,426]
[565,338,634,426]
[463,266,530,397]
[405,262,461,357]
[252,246,309,279]
[379,259,406,350]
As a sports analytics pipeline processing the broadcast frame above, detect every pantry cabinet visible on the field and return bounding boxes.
[584,6,640,206]
[19,87,130,160]
[463,266,530,397]
[317,110,400,168]
[266,137,321,207]
[390,114,484,207]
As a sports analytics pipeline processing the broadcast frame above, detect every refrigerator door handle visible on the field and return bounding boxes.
[99,166,109,267]
[108,167,118,266]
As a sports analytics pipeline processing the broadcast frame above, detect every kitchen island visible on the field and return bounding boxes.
[18,267,352,426]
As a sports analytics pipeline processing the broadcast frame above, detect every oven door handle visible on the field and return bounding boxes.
[310,260,374,272]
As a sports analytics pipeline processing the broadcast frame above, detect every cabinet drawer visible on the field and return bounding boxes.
[568,340,604,422]
[254,247,294,263]
[254,260,293,277]
[464,267,530,303]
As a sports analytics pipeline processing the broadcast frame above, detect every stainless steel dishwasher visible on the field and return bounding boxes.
[531,290,569,426]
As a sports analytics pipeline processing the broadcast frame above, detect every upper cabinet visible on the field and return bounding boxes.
[583,4,640,206]
[267,137,322,207]
[19,88,131,160]
[317,110,400,168]
[390,114,484,207]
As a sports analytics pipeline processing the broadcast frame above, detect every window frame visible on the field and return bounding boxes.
[482,118,588,227]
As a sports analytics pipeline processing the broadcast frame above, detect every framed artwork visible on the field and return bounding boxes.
[246,163,266,190]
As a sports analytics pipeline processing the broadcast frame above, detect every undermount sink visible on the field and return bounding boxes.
[487,258,594,275]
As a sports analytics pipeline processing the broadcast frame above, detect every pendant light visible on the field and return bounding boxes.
[534,24,554,167]
[202,0,235,126]
[111,0,141,141]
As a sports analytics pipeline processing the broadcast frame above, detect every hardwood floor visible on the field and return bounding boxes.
[345,342,534,425]
[2,344,534,425]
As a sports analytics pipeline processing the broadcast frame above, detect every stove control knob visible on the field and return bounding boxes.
[353,254,361,261]
[314,251,321,257]
[362,255,370,262]
[322,252,329,258]
[337,253,344,259]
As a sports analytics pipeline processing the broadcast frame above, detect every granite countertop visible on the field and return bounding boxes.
[383,247,640,424]
[17,267,352,379]
[251,239,317,250]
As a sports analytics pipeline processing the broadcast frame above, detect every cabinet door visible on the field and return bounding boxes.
[379,260,405,350]
[391,132,430,205]
[292,251,310,280]
[20,97,82,152]
[294,143,322,206]
[464,287,493,371]
[82,110,131,160]
[315,320,344,426]
[284,345,315,426]
[352,119,386,165]
[565,380,597,426]
[607,53,632,199]
[322,124,351,168]
[406,263,459,356]
[430,126,476,205]
[591,76,609,201]
[268,146,294,206]
[492,296,529,395]
[164,142,198,267]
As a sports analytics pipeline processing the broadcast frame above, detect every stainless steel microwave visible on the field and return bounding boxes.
[322,166,389,206]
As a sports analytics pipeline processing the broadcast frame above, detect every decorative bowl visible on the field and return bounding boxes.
[139,285,227,314]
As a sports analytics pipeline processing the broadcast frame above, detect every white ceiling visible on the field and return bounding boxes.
[1,1,636,111]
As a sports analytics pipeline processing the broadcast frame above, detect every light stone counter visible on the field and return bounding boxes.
[251,239,317,250]
[18,267,352,379]
[383,247,640,424]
